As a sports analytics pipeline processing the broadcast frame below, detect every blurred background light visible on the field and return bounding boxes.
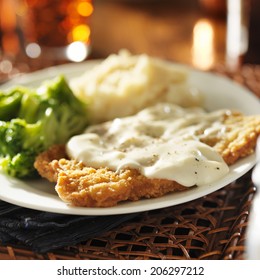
[66,41,88,62]
[192,19,215,70]
[77,1,94,17]
[25,43,42,58]
[0,59,13,74]
[71,24,91,42]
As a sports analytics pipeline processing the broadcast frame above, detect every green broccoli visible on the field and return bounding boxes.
[0,75,88,178]
[0,88,24,121]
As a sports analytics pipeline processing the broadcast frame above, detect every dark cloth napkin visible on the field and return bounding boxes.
[0,200,137,253]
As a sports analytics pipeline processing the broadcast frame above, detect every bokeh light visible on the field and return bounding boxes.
[25,43,42,58]
[77,1,93,17]
[66,41,89,62]
[192,19,215,70]
[70,24,91,42]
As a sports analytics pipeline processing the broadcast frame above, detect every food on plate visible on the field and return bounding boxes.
[0,51,201,179]
[34,103,260,207]
[0,87,23,121]
[0,76,88,178]
[70,50,203,123]
[1,51,259,209]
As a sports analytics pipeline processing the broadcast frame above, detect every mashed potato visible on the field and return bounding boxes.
[70,50,203,123]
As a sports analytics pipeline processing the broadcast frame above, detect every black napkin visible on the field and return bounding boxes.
[0,200,137,253]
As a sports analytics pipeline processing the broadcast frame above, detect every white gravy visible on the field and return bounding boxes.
[66,103,230,187]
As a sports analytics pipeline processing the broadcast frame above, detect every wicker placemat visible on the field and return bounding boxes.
[0,64,259,260]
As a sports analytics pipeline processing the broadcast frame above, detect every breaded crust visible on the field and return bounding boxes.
[34,145,187,207]
[200,113,260,165]
[34,145,67,183]
[34,112,260,207]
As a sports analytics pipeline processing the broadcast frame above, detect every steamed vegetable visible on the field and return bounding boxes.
[0,75,88,178]
[0,88,23,121]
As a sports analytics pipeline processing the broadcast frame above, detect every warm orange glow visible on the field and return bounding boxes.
[192,19,215,70]
[77,2,93,17]
[70,24,91,42]
[62,1,93,44]
[1,0,17,30]
[2,33,19,54]
[67,2,79,18]
[25,0,38,8]
[16,0,28,17]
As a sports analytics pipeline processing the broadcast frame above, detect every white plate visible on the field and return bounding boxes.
[0,61,259,215]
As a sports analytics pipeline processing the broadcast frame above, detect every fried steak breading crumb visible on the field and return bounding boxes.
[58,165,187,207]
[34,112,260,207]
[200,113,260,165]
[34,145,187,207]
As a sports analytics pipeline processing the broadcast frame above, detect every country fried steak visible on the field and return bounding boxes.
[34,109,260,208]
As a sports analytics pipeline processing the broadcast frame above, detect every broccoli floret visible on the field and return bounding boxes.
[0,151,39,178]
[0,88,24,121]
[0,119,44,177]
[0,75,88,178]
